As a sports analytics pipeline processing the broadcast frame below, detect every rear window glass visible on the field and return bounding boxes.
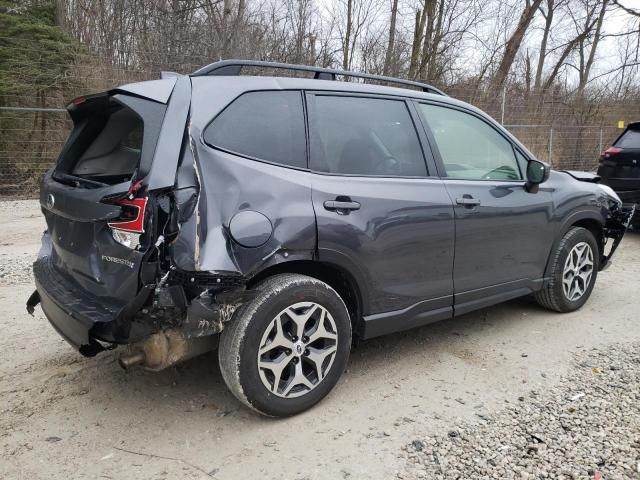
[203,91,306,169]
[615,128,640,148]
[308,95,426,176]
[70,106,144,184]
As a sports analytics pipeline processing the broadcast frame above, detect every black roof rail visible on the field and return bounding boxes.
[191,59,447,96]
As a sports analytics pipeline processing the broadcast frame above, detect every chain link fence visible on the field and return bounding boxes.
[505,124,622,171]
[0,81,634,199]
[0,107,69,198]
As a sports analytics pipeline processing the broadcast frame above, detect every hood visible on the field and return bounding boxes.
[560,170,601,183]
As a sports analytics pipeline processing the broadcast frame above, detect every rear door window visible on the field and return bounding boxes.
[418,103,522,181]
[615,128,640,148]
[308,95,427,176]
[203,90,306,168]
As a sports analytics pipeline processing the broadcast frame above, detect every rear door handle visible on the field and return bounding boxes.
[456,197,481,207]
[323,200,361,212]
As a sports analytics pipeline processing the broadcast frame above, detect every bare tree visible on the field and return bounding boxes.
[488,0,543,93]
[383,0,400,75]
[406,0,480,84]
[343,0,353,69]
[611,0,640,17]
[575,0,609,95]
[534,0,567,91]
[329,0,383,71]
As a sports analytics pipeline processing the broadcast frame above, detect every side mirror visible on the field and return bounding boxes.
[526,159,550,193]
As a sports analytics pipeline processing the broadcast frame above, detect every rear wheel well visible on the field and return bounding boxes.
[246,261,362,334]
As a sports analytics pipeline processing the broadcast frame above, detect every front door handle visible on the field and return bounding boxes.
[324,200,361,212]
[456,197,481,207]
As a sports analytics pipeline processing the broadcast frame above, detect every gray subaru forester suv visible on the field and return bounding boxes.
[28,60,633,416]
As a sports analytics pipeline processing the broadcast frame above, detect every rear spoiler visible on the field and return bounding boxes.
[116,78,177,103]
[66,77,178,110]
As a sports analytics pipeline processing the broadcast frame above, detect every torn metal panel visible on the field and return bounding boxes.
[601,203,636,270]
[144,75,192,191]
[197,146,316,275]
[170,125,316,277]
[176,76,317,276]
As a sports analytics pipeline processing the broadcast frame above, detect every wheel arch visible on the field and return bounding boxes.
[543,210,605,280]
[571,218,604,255]
[246,260,365,335]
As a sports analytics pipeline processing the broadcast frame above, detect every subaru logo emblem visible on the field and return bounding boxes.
[46,193,55,209]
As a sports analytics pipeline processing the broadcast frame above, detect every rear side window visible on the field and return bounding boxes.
[203,91,306,168]
[308,95,427,176]
[615,128,640,148]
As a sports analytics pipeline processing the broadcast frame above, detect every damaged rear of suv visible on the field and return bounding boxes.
[28,76,196,357]
[28,61,634,417]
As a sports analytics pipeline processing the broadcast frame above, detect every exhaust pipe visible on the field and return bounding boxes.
[118,351,146,370]
[118,329,217,371]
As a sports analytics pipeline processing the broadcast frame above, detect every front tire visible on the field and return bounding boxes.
[218,274,352,417]
[535,227,599,312]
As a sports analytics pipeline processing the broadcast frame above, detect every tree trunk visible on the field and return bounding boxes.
[577,0,609,96]
[408,7,426,79]
[418,0,436,80]
[343,0,353,70]
[525,49,532,95]
[489,0,543,94]
[534,0,554,91]
[426,0,445,82]
[383,0,399,76]
[542,22,596,95]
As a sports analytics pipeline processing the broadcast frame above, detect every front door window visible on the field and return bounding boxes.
[418,103,522,181]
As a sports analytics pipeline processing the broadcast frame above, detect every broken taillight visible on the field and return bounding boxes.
[601,146,623,159]
[107,196,148,249]
[108,197,148,234]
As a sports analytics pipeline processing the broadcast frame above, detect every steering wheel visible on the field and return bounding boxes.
[482,165,519,180]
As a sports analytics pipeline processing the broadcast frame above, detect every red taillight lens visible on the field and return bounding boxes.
[108,197,148,233]
[601,146,623,158]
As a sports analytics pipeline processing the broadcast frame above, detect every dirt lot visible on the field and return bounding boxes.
[1,200,639,480]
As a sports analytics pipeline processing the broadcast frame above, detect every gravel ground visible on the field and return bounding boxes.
[0,254,34,286]
[0,200,41,286]
[399,343,640,480]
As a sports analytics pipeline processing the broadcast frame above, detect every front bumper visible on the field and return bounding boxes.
[30,256,153,356]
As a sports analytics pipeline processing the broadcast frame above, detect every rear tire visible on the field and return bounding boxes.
[535,227,599,312]
[218,274,351,417]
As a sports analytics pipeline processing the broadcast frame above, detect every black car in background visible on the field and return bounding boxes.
[27,60,633,417]
[598,122,640,228]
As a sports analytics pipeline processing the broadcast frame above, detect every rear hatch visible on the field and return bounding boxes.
[597,122,640,202]
[40,92,165,306]
[38,76,190,312]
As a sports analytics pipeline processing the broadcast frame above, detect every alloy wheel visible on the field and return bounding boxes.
[257,302,338,398]
[562,242,594,302]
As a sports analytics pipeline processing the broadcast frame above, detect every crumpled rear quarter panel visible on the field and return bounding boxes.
[172,77,317,276]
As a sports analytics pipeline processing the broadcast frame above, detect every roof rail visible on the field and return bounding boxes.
[191,59,447,96]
